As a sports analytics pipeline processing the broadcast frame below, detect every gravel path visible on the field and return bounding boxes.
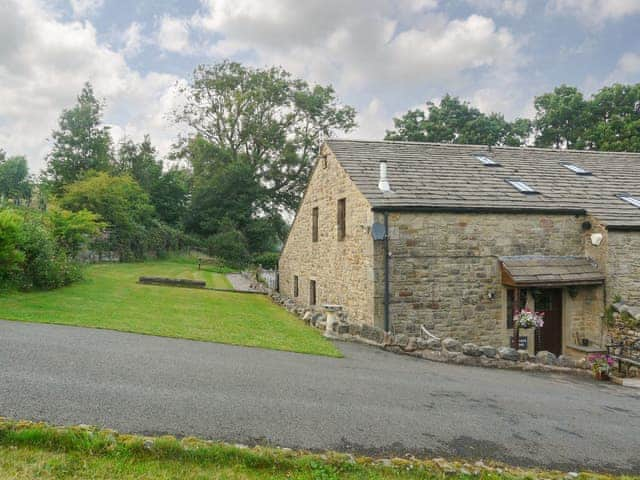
[1,319,639,474]
[226,273,259,292]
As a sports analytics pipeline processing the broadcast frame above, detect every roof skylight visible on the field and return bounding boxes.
[561,163,592,175]
[618,194,640,208]
[474,154,500,166]
[507,179,538,194]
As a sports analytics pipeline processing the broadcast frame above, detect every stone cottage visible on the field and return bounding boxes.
[278,140,640,356]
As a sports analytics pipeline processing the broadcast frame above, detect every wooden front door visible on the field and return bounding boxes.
[534,289,563,356]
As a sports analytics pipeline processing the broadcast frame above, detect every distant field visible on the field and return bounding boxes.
[0,259,340,357]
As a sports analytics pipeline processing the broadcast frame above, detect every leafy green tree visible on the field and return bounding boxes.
[150,168,190,227]
[115,136,190,227]
[114,136,162,193]
[47,207,103,256]
[44,83,113,194]
[534,85,590,149]
[0,209,25,287]
[175,61,357,211]
[386,95,531,146]
[59,173,155,260]
[585,83,640,152]
[0,152,31,205]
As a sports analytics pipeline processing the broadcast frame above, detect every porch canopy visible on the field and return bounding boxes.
[500,256,604,288]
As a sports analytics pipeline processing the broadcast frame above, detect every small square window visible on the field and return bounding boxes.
[474,154,500,166]
[618,193,640,208]
[506,179,538,194]
[561,163,591,175]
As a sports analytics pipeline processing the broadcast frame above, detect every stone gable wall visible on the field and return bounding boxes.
[373,211,602,347]
[607,230,640,305]
[278,146,375,325]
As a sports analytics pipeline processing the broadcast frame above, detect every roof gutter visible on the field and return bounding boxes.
[605,225,640,232]
[371,205,587,215]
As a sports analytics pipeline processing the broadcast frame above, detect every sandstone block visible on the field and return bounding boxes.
[442,338,461,352]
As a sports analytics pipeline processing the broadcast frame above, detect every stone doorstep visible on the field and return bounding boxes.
[610,375,640,389]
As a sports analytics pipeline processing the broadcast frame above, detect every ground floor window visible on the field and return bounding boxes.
[309,280,316,306]
[293,275,299,297]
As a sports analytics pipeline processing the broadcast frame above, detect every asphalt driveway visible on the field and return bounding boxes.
[1,319,638,474]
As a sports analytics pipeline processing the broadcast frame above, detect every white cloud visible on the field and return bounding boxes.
[194,0,523,92]
[0,0,183,171]
[347,98,394,140]
[69,0,104,17]
[546,0,640,25]
[121,22,145,58]
[156,16,191,53]
[464,0,527,18]
[605,52,640,84]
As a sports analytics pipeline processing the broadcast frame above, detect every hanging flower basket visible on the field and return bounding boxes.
[513,308,545,329]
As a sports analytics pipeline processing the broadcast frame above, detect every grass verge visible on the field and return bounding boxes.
[0,419,634,480]
[0,260,340,357]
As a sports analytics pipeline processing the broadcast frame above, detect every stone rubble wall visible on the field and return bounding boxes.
[607,231,640,305]
[372,211,602,347]
[270,290,592,377]
[278,145,375,326]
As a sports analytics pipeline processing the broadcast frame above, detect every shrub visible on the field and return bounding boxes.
[206,229,249,268]
[252,251,279,270]
[0,209,25,288]
[0,207,99,291]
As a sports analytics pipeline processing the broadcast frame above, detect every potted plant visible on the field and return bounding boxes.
[513,308,545,329]
[588,353,614,380]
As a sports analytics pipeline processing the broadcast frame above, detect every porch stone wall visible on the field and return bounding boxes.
[374,211,596,347]
[564,285,605,348]
[278,146,375,325]
[607,230,640,305]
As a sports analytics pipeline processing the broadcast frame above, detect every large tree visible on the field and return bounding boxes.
[533,85,590,149]
[175,61,357,212]
[386,95,531,147]
[534,83,640,151]
[44,83,113,194]
[115,136,190,227]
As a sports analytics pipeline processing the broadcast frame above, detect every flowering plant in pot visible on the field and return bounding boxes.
[513,308,545,329]
[588,353,614,380]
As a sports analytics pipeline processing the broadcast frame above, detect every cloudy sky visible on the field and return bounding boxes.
[1,0,639,172]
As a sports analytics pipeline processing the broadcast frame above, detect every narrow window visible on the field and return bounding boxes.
[618,193,640,208]
[293,276,299,297]
[309,280,316,306]
[506,179,538,194]
[337,198,346,241]
[312,207,319,242]
[561,163,591,175]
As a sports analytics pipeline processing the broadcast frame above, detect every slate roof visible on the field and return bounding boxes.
[326,139,640,228]
[499,256,605,287]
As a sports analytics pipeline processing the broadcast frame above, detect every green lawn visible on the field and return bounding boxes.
[1,420,628,480]
[0,260,340,357]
